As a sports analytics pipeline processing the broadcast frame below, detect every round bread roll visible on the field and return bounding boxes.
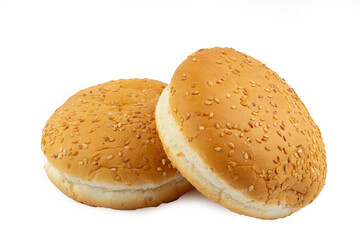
[155,47,327,219]
[41,78,192,209]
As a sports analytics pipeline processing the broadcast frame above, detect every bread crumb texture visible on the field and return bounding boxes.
[169,47,327,209]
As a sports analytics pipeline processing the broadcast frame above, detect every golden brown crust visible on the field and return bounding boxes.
[156,87,294,219]
[168,47,326,209]
[41,79,181,188]
[45,161,193,210]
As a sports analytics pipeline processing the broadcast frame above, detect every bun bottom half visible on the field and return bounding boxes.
[45,161,193,210]
[155,86,296,219]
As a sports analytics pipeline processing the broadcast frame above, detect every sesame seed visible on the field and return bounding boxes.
[240,101,247,106]
[215,123,220,129]
[157,167,163,172]
[78,161,83,166]
[228,142,235,149]
[229,150,234,157]
[208,112,214,118]
[243,153,249,160]
[298,149,303,157]
[199,126,205,131]
[204,100,212,105]
[265,146,272,151]
[214,98,220,103]
[214,147,222,152]
[226,93,231,98]
[249,185,254,191]
[192,58,197,62]
[162,159,166,165]
[107,155,113,160]
[230,106,237,109]
[207,80,213,86]
[192,91,200,95]
[163,172,167,177]
[229,161,236,167]
[173,107,178,113]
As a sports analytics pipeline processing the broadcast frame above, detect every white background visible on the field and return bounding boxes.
[1,0,359,239]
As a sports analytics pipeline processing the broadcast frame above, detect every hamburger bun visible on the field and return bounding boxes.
[42,78,192,209]
[155,47,327,219]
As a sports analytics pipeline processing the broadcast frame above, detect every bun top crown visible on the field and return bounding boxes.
[168,47,326,208]
[42,79,179,187]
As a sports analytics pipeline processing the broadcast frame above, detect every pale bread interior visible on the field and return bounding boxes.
[45,160,192,210]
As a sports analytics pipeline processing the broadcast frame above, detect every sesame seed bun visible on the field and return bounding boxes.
[42,79,192,209]
[155,47,327,219]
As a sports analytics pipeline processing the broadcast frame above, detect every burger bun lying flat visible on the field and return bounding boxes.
[42,78,192,209]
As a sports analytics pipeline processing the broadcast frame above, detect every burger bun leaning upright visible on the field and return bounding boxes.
[155,47,327,219]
